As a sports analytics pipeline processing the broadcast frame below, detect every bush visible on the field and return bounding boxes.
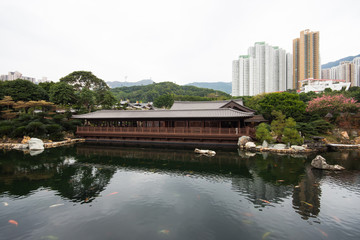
[255,123,273,143]
[282,127,303,145]
[26,121,46,138]
[12,126,27,138]
[46,124,63,134]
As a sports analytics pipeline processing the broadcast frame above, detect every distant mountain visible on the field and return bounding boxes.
[185,82,232,94]
[110,82,231,103]
[322,54,360,69]
[106,79,154,88]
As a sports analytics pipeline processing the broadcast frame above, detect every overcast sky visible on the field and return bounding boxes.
[1,0,359,84]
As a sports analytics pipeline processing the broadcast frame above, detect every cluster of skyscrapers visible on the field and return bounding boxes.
[232,29,358,96]
[321,58,360,87]
[0,71,49,83]
[232,42,293,96]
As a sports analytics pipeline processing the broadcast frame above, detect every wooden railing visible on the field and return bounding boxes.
[77,126,254,136]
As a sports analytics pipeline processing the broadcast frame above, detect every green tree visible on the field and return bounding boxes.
[99,91,117,109]
[78,88,96,112]
[38,81,55,94]
[49,82,77,106]
[256,92,306,121]
[154,94,174,108]
[270,110,286,142]
[60,71,109,91]
[1,79,49,101]
[282,118,303,145]
[255,123,273,143]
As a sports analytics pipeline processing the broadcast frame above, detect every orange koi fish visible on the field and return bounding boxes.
[301,201,313,207]
[159,229,170,234]
[259,199,271,204]
[316,227,328,237]
[243,212,254,217]
[8,220,18,226]
[277,180,285,182]
[107,192,119,196]
[332,216,341,223]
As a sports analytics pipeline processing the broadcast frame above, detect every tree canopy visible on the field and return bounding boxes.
[60,71,109,91]
[110,82,231,103]
[0,79,49,101]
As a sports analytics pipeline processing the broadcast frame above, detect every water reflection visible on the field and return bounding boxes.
[1,144,359,223]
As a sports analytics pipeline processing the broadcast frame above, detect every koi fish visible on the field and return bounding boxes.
[2,202,9,206]
[262,232,271,239]
[301,201,313,207]
[8,220,18,226]
[159,229,170,234]
[259,199,271,204]
[277,180,284,182]
[242,220,253,224]
[316,227,328,237]
[107,192,119,196]
[49,203,64,208]
[332,215,341,223]
[243,212,254,217]
[41,236,59,240]
[294,185,300,188]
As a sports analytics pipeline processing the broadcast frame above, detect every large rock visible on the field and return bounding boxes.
[311,155,345,170]
[262,140,269,148]
[291,145,305,151]
[245,142,256,149]
[341,131,349,139]
[28,138,44,151]
[273,144,286,150]
[237,136,252,147]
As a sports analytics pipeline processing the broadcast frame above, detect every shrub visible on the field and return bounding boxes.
[255,123,273,143]
[26,121,46,138]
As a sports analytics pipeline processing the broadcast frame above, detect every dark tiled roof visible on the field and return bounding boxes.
[244,115,268,122]
[170,99,244,110]
[72,109,254,119]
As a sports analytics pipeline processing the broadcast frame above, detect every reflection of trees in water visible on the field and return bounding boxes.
[50,165,115,203]
[231,172,293,205]
[292,166,321,220]
[0,146,116,202]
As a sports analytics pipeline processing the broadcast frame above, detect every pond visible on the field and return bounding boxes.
[1,144,360,240]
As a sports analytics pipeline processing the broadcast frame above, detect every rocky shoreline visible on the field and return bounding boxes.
[0,138,85,150]
[237,136,360,154]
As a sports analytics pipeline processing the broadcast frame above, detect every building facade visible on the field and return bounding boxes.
[321,60,358,87]
[232,42,292,96]
[293,29,321,90]
[0,71,48,83]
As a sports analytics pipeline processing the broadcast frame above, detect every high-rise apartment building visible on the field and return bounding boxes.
[321,60,358,87]
[293,29,320,89]
[232,42,292,96]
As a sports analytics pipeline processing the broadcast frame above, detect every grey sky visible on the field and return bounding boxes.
[1,0,359,84]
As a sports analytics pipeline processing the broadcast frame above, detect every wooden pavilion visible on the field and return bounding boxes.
[73,99,264,146]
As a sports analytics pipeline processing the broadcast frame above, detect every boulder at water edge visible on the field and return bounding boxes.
[291,145,305,151]
[262,140,269,148]
[238,136,252,148]
[245,142,256,149]
[311,155,345,171]
[273,144,286,150]
[28,138,44,151]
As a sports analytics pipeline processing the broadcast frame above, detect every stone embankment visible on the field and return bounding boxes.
[0,138,85,150]
[238,136,320,154]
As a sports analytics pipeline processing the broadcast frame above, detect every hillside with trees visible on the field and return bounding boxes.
[110,82,231,103]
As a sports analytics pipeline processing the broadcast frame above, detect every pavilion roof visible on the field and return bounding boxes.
[170,99,244,110]
[72,108,254,120]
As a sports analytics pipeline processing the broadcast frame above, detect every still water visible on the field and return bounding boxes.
[1,144,360,240]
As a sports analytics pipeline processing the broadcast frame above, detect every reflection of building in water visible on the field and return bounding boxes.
[292,166,321,220]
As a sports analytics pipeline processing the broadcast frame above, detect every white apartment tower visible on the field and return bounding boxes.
[232,42,293,96]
